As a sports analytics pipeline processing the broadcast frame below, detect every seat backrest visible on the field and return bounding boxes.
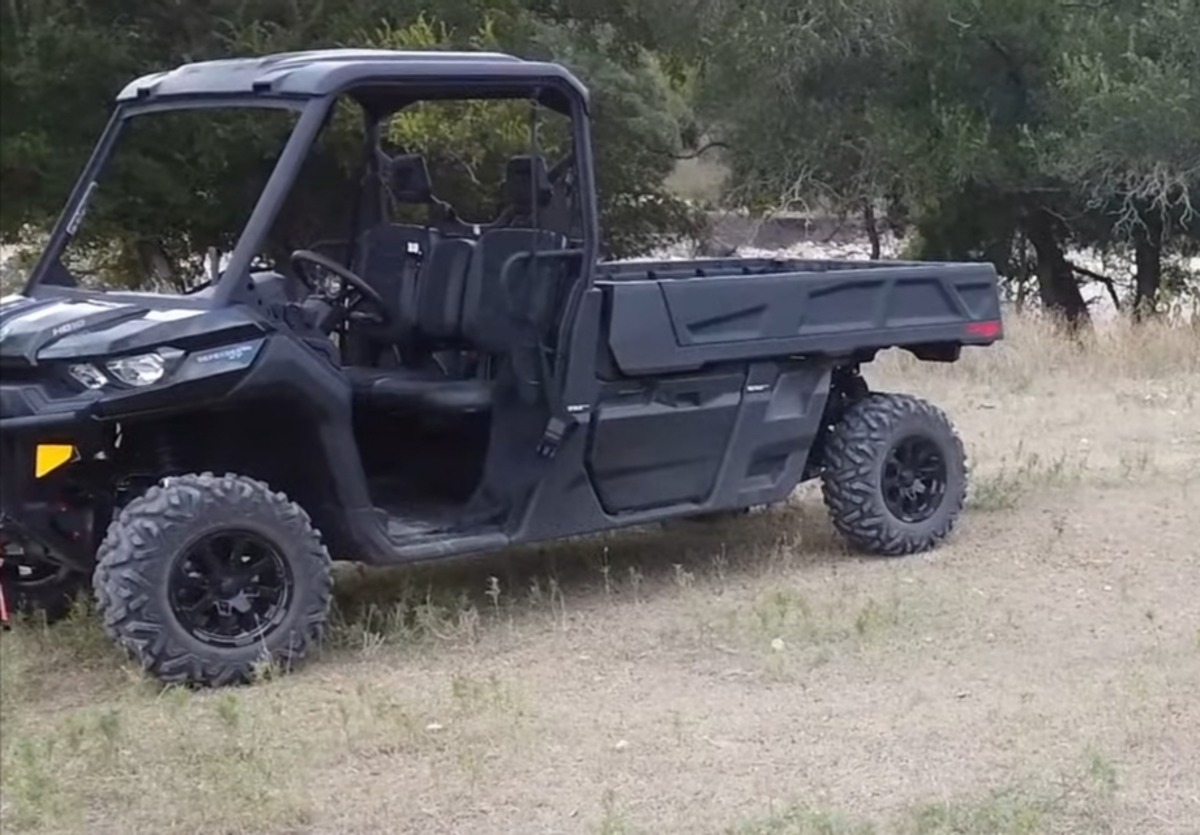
[461,228,565,352]
[354,223,433,339]
[413,236,477,342]
[502,155,552,218]
[387,153,435,204]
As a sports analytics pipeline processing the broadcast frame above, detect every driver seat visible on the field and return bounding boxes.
[344,236,492,414]
[351,154,440,350]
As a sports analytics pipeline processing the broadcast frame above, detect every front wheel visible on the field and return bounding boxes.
[0,560,89,625]
[93,473,332,686]
[821,393,967,556]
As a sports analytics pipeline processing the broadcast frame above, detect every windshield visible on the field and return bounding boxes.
[43,105,301,293]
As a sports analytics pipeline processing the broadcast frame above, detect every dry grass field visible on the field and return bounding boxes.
[1,313,1198,835]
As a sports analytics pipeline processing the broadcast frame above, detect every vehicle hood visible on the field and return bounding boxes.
[0,293,261,364]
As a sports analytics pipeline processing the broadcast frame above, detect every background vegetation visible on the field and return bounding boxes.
[2,0,1197,322]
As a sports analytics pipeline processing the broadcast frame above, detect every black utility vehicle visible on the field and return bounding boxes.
[0,49,1003,685]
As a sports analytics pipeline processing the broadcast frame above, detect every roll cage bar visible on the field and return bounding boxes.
[25,49,600,307]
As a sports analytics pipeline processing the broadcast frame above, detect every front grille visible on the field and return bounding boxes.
[0,357,38,391]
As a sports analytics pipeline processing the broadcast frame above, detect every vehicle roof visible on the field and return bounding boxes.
[115,48,590,108]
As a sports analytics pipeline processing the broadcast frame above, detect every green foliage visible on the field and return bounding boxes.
[1,0,138,237]
[364,15,570,224]
[530,20,702,256]
[64,108,304,287]
[696,0,1200,320]
[697,0,902,214]
[1048,0,1200,227]
[361,11,701,256]
[5,0,1195,304]
[0,0,699,284]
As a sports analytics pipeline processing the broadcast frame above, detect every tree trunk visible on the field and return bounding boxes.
[1132,211,1163,321]
[1023,207,1090,328]
[863,201,882,260]
[134,239,176,291]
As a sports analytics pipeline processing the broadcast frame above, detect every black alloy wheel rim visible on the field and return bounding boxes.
[168,531,293,648]
[881,434,948,523]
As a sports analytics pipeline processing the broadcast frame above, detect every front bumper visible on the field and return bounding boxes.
[0,370,99,433]
[1,384,106,572]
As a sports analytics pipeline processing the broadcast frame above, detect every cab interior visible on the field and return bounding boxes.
[290,92,588,535]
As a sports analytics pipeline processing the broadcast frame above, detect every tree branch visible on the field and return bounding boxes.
[659,140,731,160]
[1067,260,1122,311]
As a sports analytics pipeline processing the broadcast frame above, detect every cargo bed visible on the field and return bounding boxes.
[594,257,1003,375]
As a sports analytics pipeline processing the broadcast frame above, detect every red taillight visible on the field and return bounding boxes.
[965,320,1002,339]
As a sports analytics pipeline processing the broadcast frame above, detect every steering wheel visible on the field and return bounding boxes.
[290,249,391,328]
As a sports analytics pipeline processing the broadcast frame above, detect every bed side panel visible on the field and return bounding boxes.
[601,263,1001,376]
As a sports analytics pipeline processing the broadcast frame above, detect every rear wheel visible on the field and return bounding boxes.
[93,473,332,686]
[821,393,966,556]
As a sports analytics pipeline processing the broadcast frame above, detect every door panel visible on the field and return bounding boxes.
[586,371,744,514]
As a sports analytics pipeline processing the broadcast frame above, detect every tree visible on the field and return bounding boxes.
[0,0,698,285]
[363,13,700,257]
[694,0,1199,325]
[1043,0,1200,317]
[695,0,905,238]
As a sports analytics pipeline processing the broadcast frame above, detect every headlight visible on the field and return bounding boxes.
[106,352,167,387]
[68,363,108,390]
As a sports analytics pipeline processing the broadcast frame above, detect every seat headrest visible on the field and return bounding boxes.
[503,155,552,212]
[386,153,433,203]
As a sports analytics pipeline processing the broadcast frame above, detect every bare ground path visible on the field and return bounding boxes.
[2,317,1197,835]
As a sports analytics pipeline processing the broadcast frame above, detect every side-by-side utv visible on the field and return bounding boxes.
[0,49,1003,686]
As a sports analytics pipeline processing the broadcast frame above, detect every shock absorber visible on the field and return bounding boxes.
[150,425,182,476]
